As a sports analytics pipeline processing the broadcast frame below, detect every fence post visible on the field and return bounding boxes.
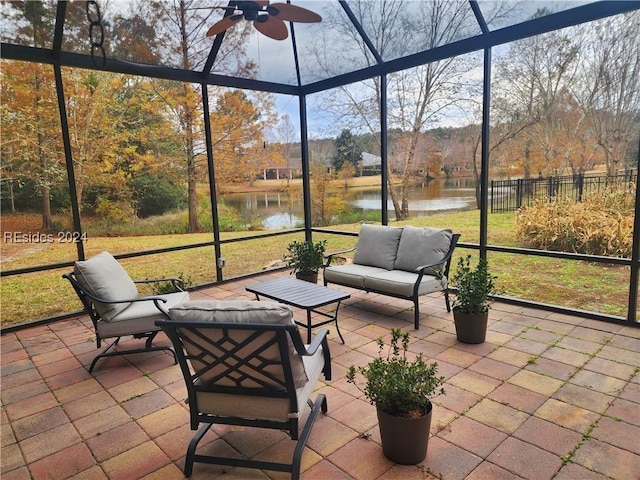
[516,178,522,209]
[490,180,494,213]
[577,174,584,202]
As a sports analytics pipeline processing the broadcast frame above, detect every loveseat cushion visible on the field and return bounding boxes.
[353,224,403,270]
[74,251,139,321]
[169,300,308,388]
[323,264,389,289]
[394,226,453,273]
[364,270,444,297]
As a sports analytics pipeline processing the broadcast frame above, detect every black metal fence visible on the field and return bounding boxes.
[490,172,637,213]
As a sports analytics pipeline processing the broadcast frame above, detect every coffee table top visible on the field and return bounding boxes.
[246,277,350,309]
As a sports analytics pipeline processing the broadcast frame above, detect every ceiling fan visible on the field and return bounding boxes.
[206,1,322,41]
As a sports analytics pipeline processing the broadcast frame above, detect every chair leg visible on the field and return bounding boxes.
[89,337,120,372]
[184,394,327,478]
[414,298,420,330]
[142,330,158,348]
[292,393,326,480]
[445,289,452,312]
[184,423,212,477]
[88,333,176,373]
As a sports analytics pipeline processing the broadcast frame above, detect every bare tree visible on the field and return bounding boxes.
[493,24,582,179]
[574,11,640,177]
[309,0,515,220]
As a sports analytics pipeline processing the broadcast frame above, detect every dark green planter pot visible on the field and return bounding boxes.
[377,402,433,464]
[453,310,488,343]
[295,271,318,283]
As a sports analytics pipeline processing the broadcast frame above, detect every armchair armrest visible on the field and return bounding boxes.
[290,327,332,381]
[82,290,172,315]
[324,247,356,267]
[291,328,329,355]
[72,285,170,307]
[134,277,185,292]
[63,272,171,312]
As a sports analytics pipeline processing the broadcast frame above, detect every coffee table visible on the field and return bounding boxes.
[246,277,350,343]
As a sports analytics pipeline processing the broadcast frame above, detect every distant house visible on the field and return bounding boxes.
[361,152,381,175]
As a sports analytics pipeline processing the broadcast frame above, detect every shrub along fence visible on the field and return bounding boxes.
[491,172,636,213]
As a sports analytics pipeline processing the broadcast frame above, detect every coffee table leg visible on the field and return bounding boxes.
[333,300,345,344]
[305,310,313,344]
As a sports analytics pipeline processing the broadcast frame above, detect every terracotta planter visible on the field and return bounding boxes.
[376,403,432,464]
[295,271,318,283]
[453,310,488,343]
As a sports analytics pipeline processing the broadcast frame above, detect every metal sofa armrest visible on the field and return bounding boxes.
[324,247,356,267]
[413,233,461,284]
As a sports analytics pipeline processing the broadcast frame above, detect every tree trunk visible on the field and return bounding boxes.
[34,71,52,230]
[184,92,200,233]
[179,1,200,233]
[41,185,52,230]
[387,165,402,220]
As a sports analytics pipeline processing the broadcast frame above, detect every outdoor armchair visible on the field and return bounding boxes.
[157,300,331,479]
[63,251,190,372]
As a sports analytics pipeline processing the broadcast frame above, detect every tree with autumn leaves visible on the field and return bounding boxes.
[1,0,279,232]
[209,90,279,187]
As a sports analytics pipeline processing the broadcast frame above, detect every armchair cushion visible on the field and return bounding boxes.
[169,300,308,388]
[353,224,403,270]
[394,226,453,273]
[193,344,326,422]
[98,290,190,338]
[74,251,138,320]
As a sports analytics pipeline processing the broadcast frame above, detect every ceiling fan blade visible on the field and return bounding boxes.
[254,16,288,40]
[268,3,321,23]
[206,15,242,37]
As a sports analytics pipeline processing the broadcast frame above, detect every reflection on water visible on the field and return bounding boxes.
[221,179,478,230]
[262,213,303,229]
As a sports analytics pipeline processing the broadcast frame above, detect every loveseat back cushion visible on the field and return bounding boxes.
[353,224,403,270]
[394,226,453,273]
[74,251,139,321]
[168,300,308,389]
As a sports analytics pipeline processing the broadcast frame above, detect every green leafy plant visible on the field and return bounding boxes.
[284,239,327,274]
[346,329,445,418]
[449,255,498,314]
[150,274,190,295]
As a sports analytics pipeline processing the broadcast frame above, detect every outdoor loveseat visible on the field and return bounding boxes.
[323,224,460,329]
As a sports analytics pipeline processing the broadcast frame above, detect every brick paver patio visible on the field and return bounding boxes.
[2,270,639,479]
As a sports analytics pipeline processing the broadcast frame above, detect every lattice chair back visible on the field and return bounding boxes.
[157,300,331,478]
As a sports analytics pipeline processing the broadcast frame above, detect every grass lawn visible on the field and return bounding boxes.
[0,210,632,327]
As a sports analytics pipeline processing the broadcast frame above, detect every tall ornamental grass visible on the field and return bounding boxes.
[515,184,634,257]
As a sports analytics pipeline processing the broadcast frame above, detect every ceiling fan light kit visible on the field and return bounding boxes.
[206,1,322,40]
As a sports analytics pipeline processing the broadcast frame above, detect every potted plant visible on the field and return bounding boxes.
[284,239,327,283]
[448,255,498,344]
[346,328,445,464]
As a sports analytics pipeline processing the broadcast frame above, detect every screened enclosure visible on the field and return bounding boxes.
[1,0,639,328]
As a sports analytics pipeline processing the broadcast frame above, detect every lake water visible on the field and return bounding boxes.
[221,178,478,229]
